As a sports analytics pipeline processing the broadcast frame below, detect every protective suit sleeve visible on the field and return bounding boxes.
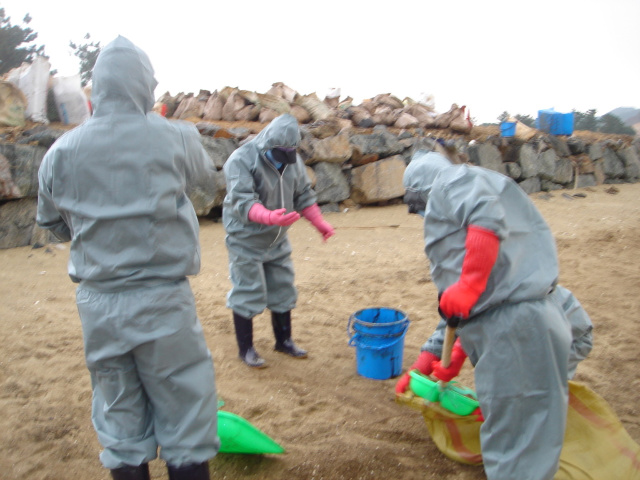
[421,318,447,357]
[292,161,318,212]
[439,172,507,239]
[223,151,261,222]
[178,122,217,195]
[36,154,71,242]
[554,285,593,378]
[439,225,499,319]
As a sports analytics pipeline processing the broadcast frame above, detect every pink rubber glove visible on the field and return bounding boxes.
[395,350,439,394]
[301,204,335,241]
[439,225,499,319]
[431,338,467,382]
[248,203,300,227]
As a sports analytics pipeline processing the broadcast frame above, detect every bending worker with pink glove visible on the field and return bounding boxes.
[396,151,593,480]
[222,114,334,368]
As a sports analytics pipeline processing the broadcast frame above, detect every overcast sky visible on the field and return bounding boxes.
[3,0,639,123]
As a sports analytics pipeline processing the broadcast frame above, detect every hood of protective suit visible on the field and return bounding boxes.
[403,151,452,205]
[91,35,157,115]
[254,114,301,153]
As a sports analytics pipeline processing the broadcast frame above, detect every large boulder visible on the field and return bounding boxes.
[617,146,640,180]
[0,143,47,198]
[348,129,405,167]
[306,134,353,164]
[349,155,406,205]
[468,143,506,175]
[517,144,541,179]
[600,147,626,179]
[0,198,45,248]
[312,162,350,205]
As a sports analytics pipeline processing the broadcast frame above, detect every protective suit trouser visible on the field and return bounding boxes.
[458,296,572,480]
[226,235,296,318]
[549,286,593,380]
[77,280,219,469]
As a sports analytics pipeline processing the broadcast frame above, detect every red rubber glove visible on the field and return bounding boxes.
[301,204,335,241]
[431,338,467,382]
[395,350,439,394]
[472,406,484,422]
[439,225,499,319]
[248,203,300,227]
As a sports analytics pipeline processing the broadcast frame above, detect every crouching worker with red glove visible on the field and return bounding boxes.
[401,150,582,480]
[222,114,335,368]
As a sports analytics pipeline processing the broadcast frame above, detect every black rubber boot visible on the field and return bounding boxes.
[271,311,308,358]
[110,463,150,480]
[233,311,266,368]
[167,461,210,480]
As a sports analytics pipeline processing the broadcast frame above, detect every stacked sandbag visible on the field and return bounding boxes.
[172,90,210,120]
[50,74,92,125]
[160,83,479,134]
[294,93,334,121]
[0,81,28,127]
[203,92,225,120]
[4,57,51,124]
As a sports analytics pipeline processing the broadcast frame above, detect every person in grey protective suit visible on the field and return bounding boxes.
[395,151,593,480]
[223,113,335,368]
[36,36,219,480]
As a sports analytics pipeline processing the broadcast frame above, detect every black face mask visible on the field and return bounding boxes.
[404,190,426,215]
[269,147,298,165]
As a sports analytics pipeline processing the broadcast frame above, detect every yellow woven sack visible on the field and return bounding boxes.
[0,81,27,127]
[397,381,640,479]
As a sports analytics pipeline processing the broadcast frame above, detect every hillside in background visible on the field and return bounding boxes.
[607,107,640,134]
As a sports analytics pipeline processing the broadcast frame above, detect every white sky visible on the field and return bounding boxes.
[3,0,639,123]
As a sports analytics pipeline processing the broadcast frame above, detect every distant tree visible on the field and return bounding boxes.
[497,111,510,123]
[70,34,101,87]
[514,114,535,128]
[0,8,46,75]
[574,109,598,131]
[598,114,636,135]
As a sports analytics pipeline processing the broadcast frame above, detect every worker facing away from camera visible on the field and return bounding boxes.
[37,35,219,480]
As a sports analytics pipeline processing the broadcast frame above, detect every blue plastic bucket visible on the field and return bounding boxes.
[348,307,410,380]
[500,121,516,137]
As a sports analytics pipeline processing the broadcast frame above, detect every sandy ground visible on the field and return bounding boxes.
[1,183,639,480]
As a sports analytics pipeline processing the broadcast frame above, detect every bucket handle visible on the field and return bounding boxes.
[347,314,355,338]
[347,313,409,338]
[348,329,408,351]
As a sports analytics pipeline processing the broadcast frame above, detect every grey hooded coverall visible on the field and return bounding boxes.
[36,36,219,469]
[403,151,592,480]
[222,114,317,318]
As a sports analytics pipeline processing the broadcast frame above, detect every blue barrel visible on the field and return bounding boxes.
[348,308,410,380]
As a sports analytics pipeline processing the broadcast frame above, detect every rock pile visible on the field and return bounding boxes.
[1,84,639,249]
[156,83,473,134]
